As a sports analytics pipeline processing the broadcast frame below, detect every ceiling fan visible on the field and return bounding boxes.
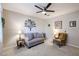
[34,3,55,15]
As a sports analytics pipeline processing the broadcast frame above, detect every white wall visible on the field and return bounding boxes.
[45,11,79,48]
[0,4,3,54]
[3,10,46,48]
[44,19,53,39]
[3,9,79,48]
[0,4,2,46]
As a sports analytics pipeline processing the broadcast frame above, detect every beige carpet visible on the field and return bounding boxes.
[2,42,79,56]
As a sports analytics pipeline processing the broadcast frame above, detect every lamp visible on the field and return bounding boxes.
[18,30,22,40]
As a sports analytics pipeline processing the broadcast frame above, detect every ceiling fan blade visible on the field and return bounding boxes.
[36,11,43,13]
[46,10,55,12]
[45,3,52,10]
[35,5,43,10]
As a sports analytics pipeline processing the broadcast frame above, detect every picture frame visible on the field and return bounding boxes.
[55,21,62,29]
[69,21,76,27]
[25,19,36,31]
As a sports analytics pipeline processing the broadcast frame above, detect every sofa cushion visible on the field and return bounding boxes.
[36,33,44,38]
[25,33,34,41]
[33,33,37,38]
[29,38,44,44]
[33,33,44,38]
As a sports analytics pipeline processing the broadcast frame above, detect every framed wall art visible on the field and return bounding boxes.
[69,21,76,27]
[25,18,36,31]
[55,21,62,29]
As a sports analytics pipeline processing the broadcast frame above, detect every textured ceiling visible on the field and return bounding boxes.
[2,3,79,19]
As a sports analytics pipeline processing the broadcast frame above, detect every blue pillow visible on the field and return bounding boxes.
[27,33,34,41]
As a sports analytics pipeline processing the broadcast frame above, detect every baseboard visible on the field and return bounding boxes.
[67,43,79,49]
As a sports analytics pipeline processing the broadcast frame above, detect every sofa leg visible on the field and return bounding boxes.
[26,46,31,49]
[25,44,30,48]
[59,45,61,48]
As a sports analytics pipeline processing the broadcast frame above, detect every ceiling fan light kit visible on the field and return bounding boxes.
[42,11,46,14]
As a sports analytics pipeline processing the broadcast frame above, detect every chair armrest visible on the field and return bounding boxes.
[61,39,66,42]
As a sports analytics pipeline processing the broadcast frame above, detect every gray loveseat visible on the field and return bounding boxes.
[24,33,46,48]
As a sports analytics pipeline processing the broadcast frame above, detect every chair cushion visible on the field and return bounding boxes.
[56,39,61,42]
[59,33,64,39]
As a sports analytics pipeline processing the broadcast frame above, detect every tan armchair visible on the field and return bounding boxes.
[53,32,67,47]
